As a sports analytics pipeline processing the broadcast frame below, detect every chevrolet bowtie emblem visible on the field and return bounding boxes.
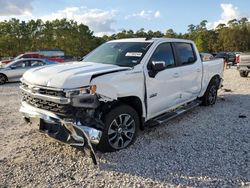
[31,87,40,93]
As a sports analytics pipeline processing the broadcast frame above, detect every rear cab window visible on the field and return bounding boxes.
[174,43,197,66]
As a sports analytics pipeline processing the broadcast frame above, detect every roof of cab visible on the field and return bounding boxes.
[107,38,194,44]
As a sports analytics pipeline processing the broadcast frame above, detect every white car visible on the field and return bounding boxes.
[20,38,224,163]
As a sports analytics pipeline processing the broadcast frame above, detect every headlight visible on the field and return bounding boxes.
[90,85,97,95]
[65,85,97,97]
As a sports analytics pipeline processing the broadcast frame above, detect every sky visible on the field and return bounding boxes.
[0,0,250,36]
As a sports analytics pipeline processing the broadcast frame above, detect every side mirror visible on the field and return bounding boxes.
[152,61,166,71]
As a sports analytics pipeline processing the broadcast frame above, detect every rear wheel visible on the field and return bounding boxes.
[0,74,7,85]
[202,79,219,106]
[240,71,248,77]
[98,104,139,152]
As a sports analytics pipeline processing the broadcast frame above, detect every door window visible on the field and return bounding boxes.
[174,43,196,65]
[13,60,30,68]
[22,54,30,58]
[31,60,44,67]
[150,43,175,68]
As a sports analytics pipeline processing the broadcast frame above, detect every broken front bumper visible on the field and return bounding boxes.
[20,101,102,165]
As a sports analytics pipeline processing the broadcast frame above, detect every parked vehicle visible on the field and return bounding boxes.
[1,49,65,65]
[238,53,250,77]
[215,52,228,60]
[0,58,13,65]
[0,52,43,65]
[200,53,214,62]
[235,52,242,69]
[228,52,236,65]
[215,52,236,65]
[0,58,57,85]
[19,38,224,163]
[38,49,65,63]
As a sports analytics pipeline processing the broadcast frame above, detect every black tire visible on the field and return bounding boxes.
[97,104,139,152]
[240,71,248,77]
[202,79,219,106]
[0,74,7,85]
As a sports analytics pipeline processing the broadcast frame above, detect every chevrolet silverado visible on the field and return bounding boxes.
[19,38,224,164]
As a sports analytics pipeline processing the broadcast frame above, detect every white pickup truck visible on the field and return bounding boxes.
[238,53,250,77]
[20,38,223,163]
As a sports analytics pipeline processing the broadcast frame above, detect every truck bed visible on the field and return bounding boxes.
[199,58,224,97]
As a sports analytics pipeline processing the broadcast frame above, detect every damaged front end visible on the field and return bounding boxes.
[19,81,105,165]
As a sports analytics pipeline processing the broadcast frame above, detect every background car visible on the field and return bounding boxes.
[215,52,236,65]
[227,52,236,65]
[37,48,65,63]
[0,58,57,85]
[235,52,242,69]
[0,52,42,65]
[0,49,66,65]
[200,53,214,62]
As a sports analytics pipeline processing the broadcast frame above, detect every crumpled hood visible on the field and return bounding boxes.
[22,61,130,88]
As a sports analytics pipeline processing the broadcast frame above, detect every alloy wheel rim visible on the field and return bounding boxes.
[108,114,135,150]
[208,85,217,104]
[0,76,5,84]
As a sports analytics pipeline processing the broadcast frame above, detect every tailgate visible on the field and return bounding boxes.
[240,55,250,65]
[239,54,250,70]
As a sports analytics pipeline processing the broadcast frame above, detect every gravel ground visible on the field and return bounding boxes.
[0,68,250,188]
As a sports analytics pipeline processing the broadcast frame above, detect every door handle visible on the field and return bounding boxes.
[172,73,179,78]
[196,68,201,72]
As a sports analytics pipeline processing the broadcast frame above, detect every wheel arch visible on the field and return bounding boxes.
[117,96,145,130]
[200,74,220,106]
[200,74,221,97]
[210,74,221,88]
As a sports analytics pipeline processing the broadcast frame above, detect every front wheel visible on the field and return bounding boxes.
[97,104,139,152]
[202,79,219,106]
[0,74,7,85]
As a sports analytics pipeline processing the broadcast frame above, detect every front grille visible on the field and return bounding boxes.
[21,91,74,117]
[39,88,65,97]
[20,82,65,97]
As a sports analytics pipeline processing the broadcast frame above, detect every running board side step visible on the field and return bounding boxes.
[150,100,202,125]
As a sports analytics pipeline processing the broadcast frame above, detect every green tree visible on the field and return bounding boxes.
[1,18,250,59]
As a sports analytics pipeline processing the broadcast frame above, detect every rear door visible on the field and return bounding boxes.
[173,42,202,103]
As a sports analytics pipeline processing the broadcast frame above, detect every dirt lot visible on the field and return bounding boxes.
[0,68,249,187]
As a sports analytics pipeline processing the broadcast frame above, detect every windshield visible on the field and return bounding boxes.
[4,59,20,68]
[14,54,24,60]
[83,42,152,67]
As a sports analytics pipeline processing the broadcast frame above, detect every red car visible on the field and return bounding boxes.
[1,51,65,64]
[38,49,65,63]
[1,52,43,64]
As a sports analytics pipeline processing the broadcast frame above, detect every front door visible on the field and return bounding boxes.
[7,60,31,80]
[146,43,182,119]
